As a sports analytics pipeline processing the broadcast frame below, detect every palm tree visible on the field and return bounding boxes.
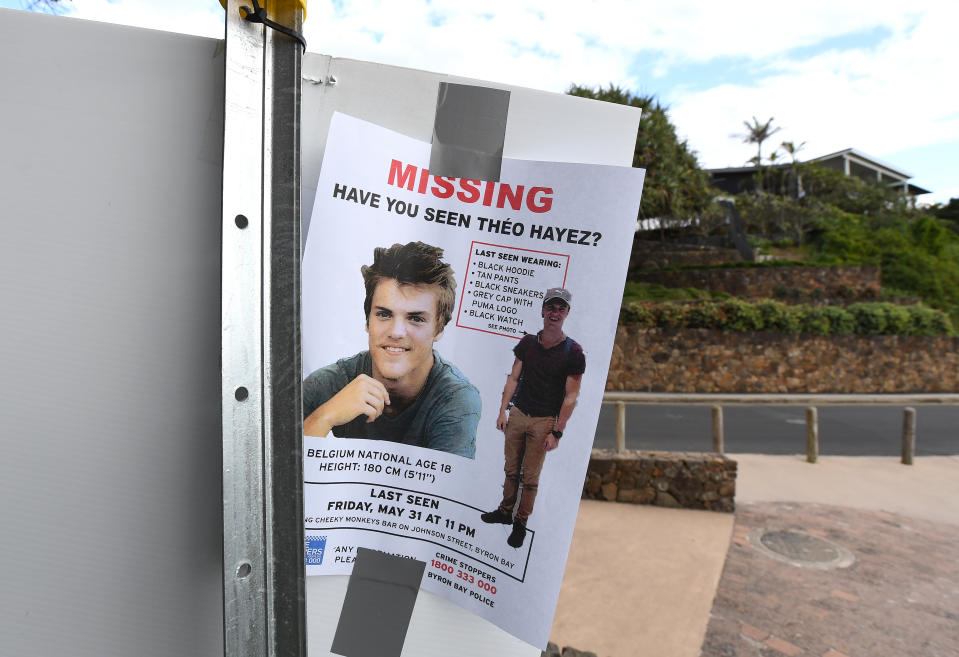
[739,116,782,193]
[767,149,787,197]
[780,140,805,163]
[780,140,806,198]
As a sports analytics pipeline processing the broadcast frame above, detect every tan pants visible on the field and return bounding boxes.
[497,408,554,524]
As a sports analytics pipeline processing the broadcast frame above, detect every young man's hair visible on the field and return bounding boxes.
[361,241,457,331]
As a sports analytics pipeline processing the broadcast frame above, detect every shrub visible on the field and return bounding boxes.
[930,308,954,335]
[908,304,938,336]
[684,304,707,328]
[798,305,830,335]
[620,303,655,326]
[847,303,887,335]
[687,302,724,329]
[719,299,764,331]
[756,300,801,333]
[881,304,912,335]
[619,300,953,336]
[652,303,688,328]
[821,307,856,334]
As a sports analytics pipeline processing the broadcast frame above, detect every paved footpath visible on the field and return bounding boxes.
[700,501,959,657]
[551,501,733,657]
[701,455,959,657]
[550,455,959,657]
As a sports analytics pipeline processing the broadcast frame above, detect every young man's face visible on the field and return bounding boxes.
[542,300,570,329]
[367,278,443,387]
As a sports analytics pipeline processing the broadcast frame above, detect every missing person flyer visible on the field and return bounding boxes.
[303,112,644,648]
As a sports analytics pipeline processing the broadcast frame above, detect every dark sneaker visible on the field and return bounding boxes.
[480,509,512,524]
[507,521,527,548]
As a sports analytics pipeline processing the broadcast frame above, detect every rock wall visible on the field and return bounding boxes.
[629,239,742,274]
[583,450,736,513]
[607,326,959,393]
[634,265,880,298]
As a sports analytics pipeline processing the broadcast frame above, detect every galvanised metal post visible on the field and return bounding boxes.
[221,1,306,655]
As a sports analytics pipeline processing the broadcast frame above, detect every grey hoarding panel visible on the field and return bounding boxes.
[0,10,223,656]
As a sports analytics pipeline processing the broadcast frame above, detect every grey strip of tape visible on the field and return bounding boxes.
[429,82,510,182]
[331,548,426,657]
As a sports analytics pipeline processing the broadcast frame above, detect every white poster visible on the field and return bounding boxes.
[303,112,644,648]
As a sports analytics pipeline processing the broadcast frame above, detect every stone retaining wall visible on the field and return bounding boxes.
[629,239,742,274]
[607,326,959,393]
[634,265,880,298]
[583,450,736,513]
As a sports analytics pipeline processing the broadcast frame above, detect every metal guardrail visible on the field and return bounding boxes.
[602,392,959,465]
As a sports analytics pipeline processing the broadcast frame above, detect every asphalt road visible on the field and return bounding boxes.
[592,404,959,456]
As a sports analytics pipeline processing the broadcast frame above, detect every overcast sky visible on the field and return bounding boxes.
[6,0,958,203]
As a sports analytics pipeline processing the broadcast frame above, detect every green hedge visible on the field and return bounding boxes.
[620,299,954,336]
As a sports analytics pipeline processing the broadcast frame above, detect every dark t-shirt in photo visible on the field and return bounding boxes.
[512,332,586,417]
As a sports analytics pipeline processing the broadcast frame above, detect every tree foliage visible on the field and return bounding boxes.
[739,117,781,163]
[716,159,959,325]
[802,204,959,326]
[799,165,903,215]
[930,197,959,234]
[738,116,782,193]
[567,84,713,220]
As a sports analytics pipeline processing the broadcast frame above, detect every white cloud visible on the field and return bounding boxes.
[668,0,959,180]
[303,1,635,92]
[54,0,958,198]
[303,1,933,89]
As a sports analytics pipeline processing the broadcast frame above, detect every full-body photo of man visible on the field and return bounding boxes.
[481,287,585,547]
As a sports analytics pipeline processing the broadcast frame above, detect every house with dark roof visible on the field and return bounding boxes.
[707,147,930,202]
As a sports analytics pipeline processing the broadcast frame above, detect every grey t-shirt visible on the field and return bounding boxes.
[303,351,480,458]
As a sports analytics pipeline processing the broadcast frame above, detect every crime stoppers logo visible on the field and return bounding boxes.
[305,535,327,565]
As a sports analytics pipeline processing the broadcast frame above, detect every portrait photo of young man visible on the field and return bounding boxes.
[481,287,586,547]
[302,241,481,459]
